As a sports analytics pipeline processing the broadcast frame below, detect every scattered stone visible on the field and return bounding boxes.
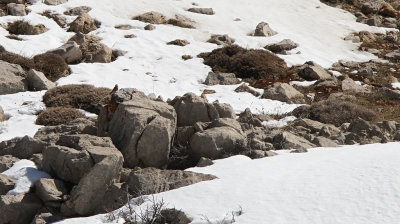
[124,34,136,38]
[114,24,133,30]
[64,6,92,16]
[68,13,99,34]
[7,3,26,16]
[0,135,46,159]
[0,174,15,195]
[204,72,240,85]
[35,178,68,206]
[31,212,64,224]
[182,54,192,60]
[384,50,400,60]
[262,82,305,103]
[44,0,67,6]
[127,167,215,195]
[187,8,215,15]
[166,16,195,28]
[0,155,19,172]
[156,208,193,224]
[312,136,339,147]
[273,131,316,150]
[27,69,55,91]
[167,39,190,46]
[265,39,298,53]
[69,34,112,63]
[234,83,261,97]
[144,24,155,30]
[298,61,332,80]
[0,60,27,95]
[341,77,368,93]
[196,157,214,167]
[48,41,82,64]
[293,118,340,136]
[132,11,167,24]
[42,11,67,28]
[248,150,277,159]
[254,22,277,36]
[0,194,42,224]
[207,34,235,46]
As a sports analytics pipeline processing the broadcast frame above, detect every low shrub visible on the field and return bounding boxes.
[292,99,377,126]
[33,53,69,82]
[36,107,85,126]
[0,46,34,70]
[42,84,111,114]
[7,20,47,35]
[199,45,289,80]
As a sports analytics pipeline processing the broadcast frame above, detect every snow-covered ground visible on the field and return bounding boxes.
[56,142,400,224]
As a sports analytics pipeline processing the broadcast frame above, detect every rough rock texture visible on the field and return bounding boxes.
[44,0,67,6]
[0,60,27,95]
[265,39,298,53]
[172,93,235,127]
[48,41,82,64]
[273,131,316,150]
[187,8,215,15]
[262,82,305,103]
[98,94,177,168]
[69,34,112,63]
[126,167,215,195]
[190,126,246,159]
[0,174,16,195]
[0,194,42,224]
[132,11,167,24]
[293,118,340,136]
[35,178,68,205]
[0,155,19,172]
[207,34,235,46]
[254,22,277,36]
[234,83,261,97]
[0,136,46,159]
[7,3,26,16]
[167,39,190,46]
[298,61,332,80]
[68,13,98,34]
[64,6,92,16]
[204,72,240,85]
[27,69,55,91]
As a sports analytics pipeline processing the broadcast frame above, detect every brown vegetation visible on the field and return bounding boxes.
[36,107,85,126]
[42,84,111,114]
[33,53,69,82]
[7,20,48,35]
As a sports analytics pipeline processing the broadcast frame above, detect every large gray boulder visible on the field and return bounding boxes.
[293,118,340,136]
[262,82,305,103]
[69,34,112,63]
[7,3,26,16]
[0,60,27,95]
[254,22,277,36]
[0,136,46,159]
[68,13,98,34]
[298,61,332,80]
[273,131,316,150]
[172,93,235,127]
[48,41,82,64]
[27,69,55,91]
[98,95,176,168]
[0,194,42,224]
[187,8,215,15]
[204,72,240,85]
[132,11,167,24]
[64,6,92,16]
[126,167,215,195]
[190,126,246,159]
[265,39,298,54]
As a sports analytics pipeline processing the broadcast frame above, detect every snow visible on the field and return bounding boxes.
[262,116,297,128]
[290,80,317,87]
[392,82,400,89]
[2,159,50,195]
[56,142,400,224]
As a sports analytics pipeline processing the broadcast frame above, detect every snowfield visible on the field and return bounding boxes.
[56,142,400,224]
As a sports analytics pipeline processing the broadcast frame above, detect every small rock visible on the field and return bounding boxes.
[234,83,261,97]
[114,24,133,30]
[204,72,240,85]
[68,13,99,34]
[144,24,156,30]
[167,39,190,46]
[254,22,277,36]
[35,178,68,205]
[0,61,27,95]
[384,50,400,60]
[27,69,56,91]
[207,34,235,46]
[48,41,82,64]
[64,6,91,16]
[249,150,277,159]
[298,61,332,80]
[273,131,316,150]
[7,3,26,16]
[182,54,192,60]
[187,8,215,15]
[341,77,368,93]
[44,0,67,5]
[262,82,305,103]
[0,174,16,195]
[265,39,298,53]
[0,155,19,172]
[196,157,214,167]
[312,136,339,147]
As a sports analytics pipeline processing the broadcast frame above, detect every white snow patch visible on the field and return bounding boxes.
[262,116,297,128]
[290,80,317,87]
[392,82,400,89]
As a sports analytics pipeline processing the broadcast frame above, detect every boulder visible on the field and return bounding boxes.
[347,118,372,135]
[293,118,340,136]
[0,60,27,95]
[254,22,277,36]
[68,13,98,34]
[361,1,384,14]
[126,167,215,195]
[0,0,24,3]
[34,118,97,144]
[44,0,67,6]
[273,131,316,150]
[31,212,64,224]
[190,126,246,159]
[175,126,196,146]
[234,83,261,97]
[0,136,46,159]
[132,11,167,24]
[204,72,240,85]
[48,41,82,64]
[187,8,215,15]
[196,157,214,167]
[64,6,92,16]
[341,77,368,93]
[207,34,235,46]
[7,3,26,16]
[265,39,298,53]
[69,34,112,63]
[312,136,339,147]
[35,178,68,206]
[262,82,305,103]
[298,61,332,80]
[248,150,277,159]
[144,24,156,30]
[172,93,235,127]
[0,174,15,195]
[98,96,177,168]
[0,155,19,172]
[0,194,42,224]
[65,154,123,215]
[27,69,55,91]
